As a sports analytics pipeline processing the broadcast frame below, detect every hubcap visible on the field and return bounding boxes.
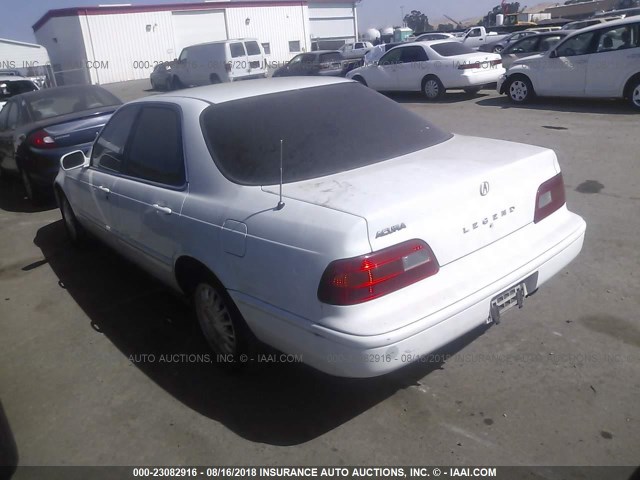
[510,80,528,102]
[425,80,439,98]
[195,284,236,355]
[62,199,77,239]
[494,46,503,53]
[633,85,640,108]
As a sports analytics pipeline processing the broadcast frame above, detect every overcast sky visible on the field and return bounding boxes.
[1,0,504,43]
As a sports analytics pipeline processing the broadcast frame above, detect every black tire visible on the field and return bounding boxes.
[170,76,183,91]
[210,74,221,85]
[20,168,41,203]
[507,75,535,104]
[422,76,445,101]
[629,78,640,111]
[193,276,256,366]
[352,75,367,86]
[150,79,157,90]
[464,86,482,96]
[59,191,86,246]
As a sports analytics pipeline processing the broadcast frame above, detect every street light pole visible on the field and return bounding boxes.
[400,5,405,26]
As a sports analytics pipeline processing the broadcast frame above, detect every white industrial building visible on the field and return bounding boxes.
[32,0,360,85]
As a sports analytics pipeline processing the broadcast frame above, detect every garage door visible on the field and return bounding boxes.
[172,10,228,54]
[309,6,356,42]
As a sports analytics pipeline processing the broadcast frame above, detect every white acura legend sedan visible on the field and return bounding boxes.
[55,78,586,378]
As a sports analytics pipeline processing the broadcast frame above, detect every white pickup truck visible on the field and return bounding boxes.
[459,27,510,50]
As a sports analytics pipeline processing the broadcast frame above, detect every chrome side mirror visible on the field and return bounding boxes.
[60,150,88,171]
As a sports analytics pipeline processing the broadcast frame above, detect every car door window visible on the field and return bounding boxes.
[91,106,139,173]
[125,106,185,187]
[511,36,541,53]
[245,41,261,56]
[468,29,481,38]
[178,49,188,62]
[596,24,638,52]
[288,54,304,65]
[379,48,403,65]
[539,35,565,52]
[230,43,246,58]
[556,31,597,56]
[401,46,428,63]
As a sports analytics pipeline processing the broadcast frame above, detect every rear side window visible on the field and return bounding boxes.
[0,80,38,100]
[401,46,428,63]
[431,42,475,56]
[319,53,342,63]
[92,105,139,172]
[125,106,185,186]
[230,43,246,58]
[200,83,451,186]
[245,41,261,55]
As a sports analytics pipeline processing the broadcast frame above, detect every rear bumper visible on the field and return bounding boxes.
[497,74,508,94]
[447,67,506,88]
[234,210,586,377]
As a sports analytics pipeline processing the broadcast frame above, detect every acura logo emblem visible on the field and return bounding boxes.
[480,182,490,196]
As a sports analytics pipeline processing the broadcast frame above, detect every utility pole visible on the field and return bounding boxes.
[401,5,405,26]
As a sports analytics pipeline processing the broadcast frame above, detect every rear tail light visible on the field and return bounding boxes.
[318,239,439,306]
[534,172,566,223]
[225,62,232,72]
[28,130,56,149]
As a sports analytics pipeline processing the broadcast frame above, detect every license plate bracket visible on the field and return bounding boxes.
[489,282,526,324]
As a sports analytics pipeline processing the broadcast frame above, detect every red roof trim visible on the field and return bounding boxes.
[31,1,342,31]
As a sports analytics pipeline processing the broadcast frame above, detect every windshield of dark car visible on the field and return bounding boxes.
[431,42,476,56]
[0,80,38,100]
[201,82,452,186]
[25,87,121,121]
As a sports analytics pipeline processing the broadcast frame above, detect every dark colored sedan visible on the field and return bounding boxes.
[0,85,121,202]
[501,31,568,68]
[272,51,357,77]
[478,30,537,53]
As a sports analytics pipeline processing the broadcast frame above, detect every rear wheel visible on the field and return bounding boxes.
[59,192,86,245]
[493,45,504,54]
[630,78,640,110]
[422,76,445,101]
[170,76,183,91]
[210,74,221,85]
[193,277,255,365]
[507,76,534,104]
[20,169,40,203]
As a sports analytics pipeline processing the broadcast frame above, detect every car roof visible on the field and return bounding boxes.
[9,84,116,102]
[567,15,636,32]
[135,77,352,105]
[0,75,30,82]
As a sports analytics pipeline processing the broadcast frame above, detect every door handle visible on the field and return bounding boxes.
[96,185,110,194]
[153,204,172,215]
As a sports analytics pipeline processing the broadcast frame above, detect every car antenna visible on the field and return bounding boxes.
[277,139,285,210]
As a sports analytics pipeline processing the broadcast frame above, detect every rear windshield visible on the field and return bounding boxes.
[0,80,38,100]
[25,87,121,120]
[245,41,261,56]
[431,42,476,56]
[201,82,452,186]
[319,53,342,63]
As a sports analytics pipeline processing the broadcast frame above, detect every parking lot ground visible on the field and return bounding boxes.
[1,82,639,472]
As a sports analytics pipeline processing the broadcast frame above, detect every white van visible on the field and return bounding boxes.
[168,39,267,89]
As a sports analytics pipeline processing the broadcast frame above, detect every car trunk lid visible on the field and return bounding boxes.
[33,107,117,148]
[263,135,560,266]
